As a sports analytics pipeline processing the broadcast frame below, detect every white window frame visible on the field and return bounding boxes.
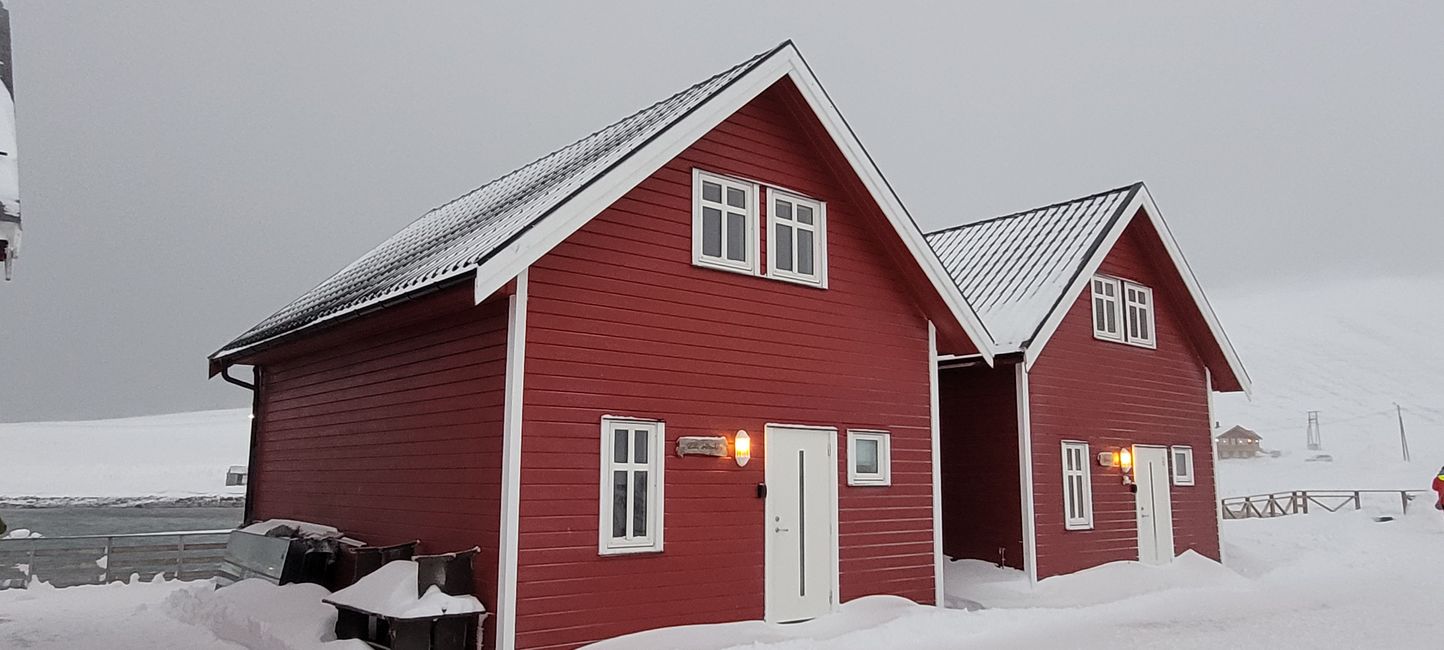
[846,430,890,486]
[598,416,665,555]
[1061,441,1094,530]
[692,169,758,276]
[1092,275,1157,349]
[765,188,827,288]
[1170,445,1195,486]
[1091,276,1123,342]
[1123,281,1157,349]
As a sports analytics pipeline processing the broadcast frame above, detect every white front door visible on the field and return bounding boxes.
[1134,445,1174,565]
[765,425,836,623]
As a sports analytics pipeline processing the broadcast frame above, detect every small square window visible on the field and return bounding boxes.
[766,189,827,287]
[1171,446,1195,486]
[599,417,665,554]
[693,169,757,275]
[847,430,890,486]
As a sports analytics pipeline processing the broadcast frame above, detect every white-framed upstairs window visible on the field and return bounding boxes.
[1091,276,1123,342]
[1170,445,1195,486]
[1061,441,1093,530]
[847,430,891,486]
[1123,282,1156,348]
[599,417,665,555]
[1092,275,1156,349]
[766,189,826,287]
[692,169,757,275]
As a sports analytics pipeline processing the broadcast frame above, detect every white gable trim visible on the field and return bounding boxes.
[1020,186,1250,395]
[470,43,996,364]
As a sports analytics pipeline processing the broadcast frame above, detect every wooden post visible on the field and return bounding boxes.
[1300,491,1309,514]
[1401,491,1409,514]
[102,536,113,584]
[176,535,186,580]
[1353,491,1361,510]
[25,539,35,586]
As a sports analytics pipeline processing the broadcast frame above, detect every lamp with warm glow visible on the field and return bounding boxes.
[1118,447,1133,473]
[734,430,751,467]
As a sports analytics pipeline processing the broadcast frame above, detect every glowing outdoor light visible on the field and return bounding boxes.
[1118,447,1133,472]
[734,430,751,467]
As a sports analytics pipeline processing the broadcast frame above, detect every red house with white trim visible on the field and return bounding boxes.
[210,42,995,650]
[926,184,1250,581]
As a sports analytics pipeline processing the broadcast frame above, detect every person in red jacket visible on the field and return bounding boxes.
[1434,467,1444,510]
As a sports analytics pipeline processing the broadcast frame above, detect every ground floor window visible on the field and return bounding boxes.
[1061,441,1093,530]
[599,417,665,554]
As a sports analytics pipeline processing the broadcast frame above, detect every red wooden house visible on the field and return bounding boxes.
[208,42,995,650]
[926,184,1250,581]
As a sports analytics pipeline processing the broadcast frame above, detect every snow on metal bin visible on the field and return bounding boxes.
[324,548,485,650]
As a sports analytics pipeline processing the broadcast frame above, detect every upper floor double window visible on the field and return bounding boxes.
[692,169,826,288]
[1091,275,1155,348]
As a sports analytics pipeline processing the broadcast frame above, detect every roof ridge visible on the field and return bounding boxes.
[411,41,790,224]
[925,181,1142,237]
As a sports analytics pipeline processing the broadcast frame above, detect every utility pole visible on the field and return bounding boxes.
[1306,411,1322,451]
[1395,403,1411,462]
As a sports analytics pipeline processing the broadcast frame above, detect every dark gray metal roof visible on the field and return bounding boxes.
[926,183,1141,351]
[214,43,785,360]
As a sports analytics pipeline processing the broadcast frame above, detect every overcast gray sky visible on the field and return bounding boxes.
[1,1,1440,422]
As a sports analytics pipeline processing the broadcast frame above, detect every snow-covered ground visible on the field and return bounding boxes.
[1212,275,1444,496]
[10,504,1428,650]
[0,409,249,505]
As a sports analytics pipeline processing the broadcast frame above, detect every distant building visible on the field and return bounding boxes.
[1217,426,1262,458]
[225,465,247,487]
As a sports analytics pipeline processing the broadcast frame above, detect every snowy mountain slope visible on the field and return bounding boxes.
[1211,274,1444,495]
[0,409,249,502]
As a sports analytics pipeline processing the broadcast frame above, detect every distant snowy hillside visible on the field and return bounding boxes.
[0,409,249,503]
[1211,275,1444,495]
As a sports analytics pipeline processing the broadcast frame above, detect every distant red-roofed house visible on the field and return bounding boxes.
[1217,426,1263,458]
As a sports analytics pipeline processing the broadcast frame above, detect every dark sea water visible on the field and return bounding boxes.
[0,506,243,537]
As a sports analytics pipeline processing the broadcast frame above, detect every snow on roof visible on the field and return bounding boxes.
[1218,426,1262,441]
[926,184,1141,352]
[212,44,786,362]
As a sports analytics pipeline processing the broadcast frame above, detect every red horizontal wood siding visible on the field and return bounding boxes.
[514,78,938,649]
[1027,215,1220,578]
[246,285,508,644]
[938,363,1024,569]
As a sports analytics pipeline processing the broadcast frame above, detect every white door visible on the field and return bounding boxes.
[1134,445,1175,565]
[765,426,836,623]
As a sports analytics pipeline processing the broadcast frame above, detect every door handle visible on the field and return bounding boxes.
[775,527,791,533]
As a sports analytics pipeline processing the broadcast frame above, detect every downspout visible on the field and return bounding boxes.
[221,364,260,525]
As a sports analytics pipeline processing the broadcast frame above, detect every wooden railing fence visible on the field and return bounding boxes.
[0,529,230,589]
[1221,489,1427,520]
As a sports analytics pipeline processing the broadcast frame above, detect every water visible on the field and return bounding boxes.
[0,506,243,537]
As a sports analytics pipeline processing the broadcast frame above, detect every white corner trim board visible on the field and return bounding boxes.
[928,321,945,606]
[1015,363,1038,584]
[495,268,528,650]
